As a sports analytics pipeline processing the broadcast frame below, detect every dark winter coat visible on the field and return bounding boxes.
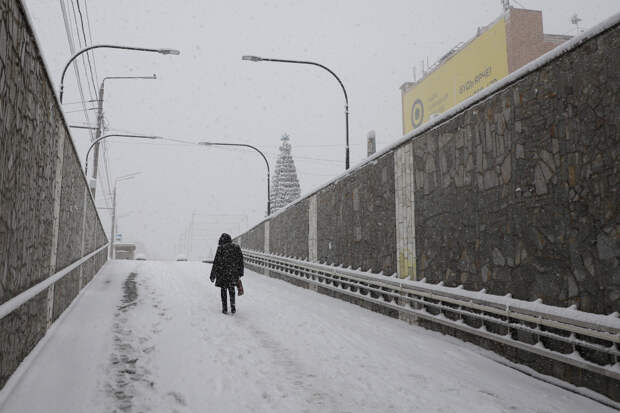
[210,233,244,288]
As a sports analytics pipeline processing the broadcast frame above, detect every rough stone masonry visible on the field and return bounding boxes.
[234,15,620,401]
[238,17,620,317]
[0,0,107,390]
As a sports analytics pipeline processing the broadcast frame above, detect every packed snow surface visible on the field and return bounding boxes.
[1,261,615,412]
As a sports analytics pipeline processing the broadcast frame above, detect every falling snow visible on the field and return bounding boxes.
[0,261,615,412]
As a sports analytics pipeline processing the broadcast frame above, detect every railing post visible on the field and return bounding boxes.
[241,249,620,368]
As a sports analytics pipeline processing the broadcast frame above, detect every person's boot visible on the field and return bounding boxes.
[231,305,236,314]
[222,305,228,314]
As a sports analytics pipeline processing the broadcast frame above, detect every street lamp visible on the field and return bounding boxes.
[197,141,271,216]
[59,44,180,103]
[84,133,162,176]
[90,74,158,199]
[110,172,141,259]
[242,55,350,169]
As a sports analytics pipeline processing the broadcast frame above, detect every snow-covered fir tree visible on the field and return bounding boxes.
[270,134,301,213]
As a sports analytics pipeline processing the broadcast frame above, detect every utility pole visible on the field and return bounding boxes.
[90,75,157,199]
[91,83,105,199]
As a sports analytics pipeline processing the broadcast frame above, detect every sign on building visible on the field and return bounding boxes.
[402,18,509,134]
[401,8,571,135]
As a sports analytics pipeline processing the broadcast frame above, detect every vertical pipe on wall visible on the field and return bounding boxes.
[394,143,417,280]
[308,195,318,262]
[264,221,270,254]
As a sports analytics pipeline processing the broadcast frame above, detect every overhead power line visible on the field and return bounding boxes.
[59,0,94,141]
[68,0,97,101]
[60,0,112,204]
[64,107,99,114]
[82,0,99,83]
[75,0,99,93]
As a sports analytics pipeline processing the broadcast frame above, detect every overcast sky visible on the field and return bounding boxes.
[23,0,620,260]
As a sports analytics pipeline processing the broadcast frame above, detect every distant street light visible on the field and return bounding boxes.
[242,55,350,169]
[110,172,142,259]
[197,141,271,216]
[90,74,158,199]
[59,44,180,103]
[84,133,162,176]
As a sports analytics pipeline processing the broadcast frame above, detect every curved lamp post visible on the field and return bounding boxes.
[198,141,271,216]
[242,55,350,170]
[59,44,180,103]
[89,74,158,199]
[85,133,162,176]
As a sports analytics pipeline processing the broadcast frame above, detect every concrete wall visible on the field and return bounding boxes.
[237,222,264,251]
[270,198,309,260]
[236,17,620,315]
[0,0,108,389]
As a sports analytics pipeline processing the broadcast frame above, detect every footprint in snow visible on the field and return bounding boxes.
[167,391,187,406]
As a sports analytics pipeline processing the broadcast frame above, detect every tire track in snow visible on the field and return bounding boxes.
[241,321,339,411]
[178,265,341,412]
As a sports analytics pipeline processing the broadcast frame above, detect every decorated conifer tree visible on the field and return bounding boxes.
[270,134,301,213]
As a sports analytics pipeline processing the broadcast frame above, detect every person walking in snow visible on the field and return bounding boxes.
[210,233,244,314]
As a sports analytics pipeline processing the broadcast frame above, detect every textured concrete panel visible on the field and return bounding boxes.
[235,222,265,252]
[308,195,317,262]
[0,290,48,388]
[269,199,309,259]
[56,143,86,269]
[264,221,269,254]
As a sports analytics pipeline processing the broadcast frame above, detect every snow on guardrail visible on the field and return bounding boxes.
[0,244,109,321]
[242,249,620,335]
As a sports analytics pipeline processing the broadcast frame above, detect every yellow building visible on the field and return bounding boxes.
[401,7,571,134]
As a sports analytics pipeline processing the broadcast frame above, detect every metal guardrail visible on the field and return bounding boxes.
[0,243,109,321]
[243,249,620,381]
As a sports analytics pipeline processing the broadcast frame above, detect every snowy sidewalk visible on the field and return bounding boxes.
[0,260,615,412]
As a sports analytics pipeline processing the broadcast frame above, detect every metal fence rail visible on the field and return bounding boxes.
[243,249,620,381]
[0,243,109,321]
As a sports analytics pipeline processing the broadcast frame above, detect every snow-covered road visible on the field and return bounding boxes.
[0,261,615,412]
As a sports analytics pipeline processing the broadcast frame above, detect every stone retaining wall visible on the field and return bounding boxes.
[0,0,108,389]
[236,15,620,399]
[412,24,620,314]
[237,15,620,316]
[238,151,397,276]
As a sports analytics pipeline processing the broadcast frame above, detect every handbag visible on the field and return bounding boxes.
[237,279,244,296]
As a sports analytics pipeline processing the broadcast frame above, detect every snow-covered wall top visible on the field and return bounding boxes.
[237,11,620,316]
[240,11,620,229]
